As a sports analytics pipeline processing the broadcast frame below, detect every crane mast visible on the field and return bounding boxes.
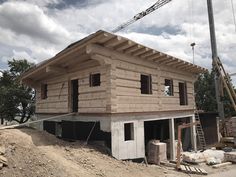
[112,0,172,33]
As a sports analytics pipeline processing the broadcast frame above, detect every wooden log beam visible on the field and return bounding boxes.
[114,40,134,51]
[61,53,90,67]
[103,36,124,48]
[46,66,67,73]
[174,61,187,68]
[124,44,142,54]
[153,55,171,63]
[132,47,149,57]
[146,52,164,61]
[165,59,182,66]
[90,54,112,65]
[140,50,156,58]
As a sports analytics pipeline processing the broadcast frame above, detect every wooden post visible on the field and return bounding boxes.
[176,121,200,169]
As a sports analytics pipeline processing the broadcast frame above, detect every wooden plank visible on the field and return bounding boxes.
[132,47,149,57]
[124,44,142,54]
[114,40,134,51]
[212,162,232,168]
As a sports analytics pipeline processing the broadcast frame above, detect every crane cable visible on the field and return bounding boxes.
[230,0,236,32]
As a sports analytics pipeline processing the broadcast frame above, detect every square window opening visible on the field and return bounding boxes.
[90,73,101,87]
[141,74,152,94]
[124,123,134,141]
[179,82,188,105]
[41,84,48,99]
[164,79,174,96]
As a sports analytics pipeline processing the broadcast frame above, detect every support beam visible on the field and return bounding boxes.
[132,47,149,57]
[169,118,176,161]
[46,66,67,73]
[190,115,197,152]
[114,40,134,51]
[90,54,112,65]
[104,36,124,48]
[140,50,156,58]
[124,44,142,54]
[146,52,164,61]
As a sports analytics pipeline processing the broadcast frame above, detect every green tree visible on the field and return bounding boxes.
[195,70,236,117]
[0,59,35,124]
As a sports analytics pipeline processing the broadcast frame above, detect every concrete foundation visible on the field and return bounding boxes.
[33,111,197,160]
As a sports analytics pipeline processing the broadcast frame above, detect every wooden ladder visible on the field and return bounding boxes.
[195,112,206,150]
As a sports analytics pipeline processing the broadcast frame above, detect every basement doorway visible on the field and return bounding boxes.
[71,79,78,112]
[144,119,170,158]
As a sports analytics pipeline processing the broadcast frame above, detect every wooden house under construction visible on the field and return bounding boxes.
[21,30,207,160]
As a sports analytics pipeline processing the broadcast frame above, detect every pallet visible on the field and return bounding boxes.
[179,165,207,175]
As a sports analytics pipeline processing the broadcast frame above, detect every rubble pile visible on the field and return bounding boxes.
[182,148,236,167]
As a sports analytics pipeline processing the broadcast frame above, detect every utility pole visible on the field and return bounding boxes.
[207,0,225,120]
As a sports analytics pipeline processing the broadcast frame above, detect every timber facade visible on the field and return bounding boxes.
[21,30,207,160]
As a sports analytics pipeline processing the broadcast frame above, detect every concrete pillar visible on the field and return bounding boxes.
[169,118,176,161]
[190,115,197,152]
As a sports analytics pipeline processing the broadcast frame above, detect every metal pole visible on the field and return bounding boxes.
[206,0,225,120]
[190,42,196,64]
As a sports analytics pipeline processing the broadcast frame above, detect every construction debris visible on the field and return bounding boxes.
[212,162,232,168]
[224,151,236,163]
[179,165,208,175]
[182,149,225,164]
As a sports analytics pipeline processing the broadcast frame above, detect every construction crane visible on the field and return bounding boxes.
[111,0,172,33]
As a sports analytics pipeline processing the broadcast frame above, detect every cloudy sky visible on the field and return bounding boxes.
[0,0,235,83]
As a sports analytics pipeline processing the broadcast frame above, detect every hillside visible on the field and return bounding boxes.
[0,127,234,177]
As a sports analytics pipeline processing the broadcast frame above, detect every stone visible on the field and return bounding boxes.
[0,147,5,155]
[0,156,7,166]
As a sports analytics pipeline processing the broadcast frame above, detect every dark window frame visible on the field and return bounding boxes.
[90,73,101,87]
[140,74,152,94]
[41,83,48,100]
[124,123,134,141]
[164,79,174,96]
[179,82,188,105]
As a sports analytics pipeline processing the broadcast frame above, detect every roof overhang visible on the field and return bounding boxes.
[21,30,207,84]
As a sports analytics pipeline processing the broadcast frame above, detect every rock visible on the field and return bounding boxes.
[0,147,5,155]
[0,156,7,166]
[0,163,3,170]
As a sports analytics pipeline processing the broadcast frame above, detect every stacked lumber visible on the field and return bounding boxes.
[147,140,167,165]
[0,146,7,170]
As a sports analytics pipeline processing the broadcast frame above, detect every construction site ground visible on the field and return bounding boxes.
[0,127,235,177]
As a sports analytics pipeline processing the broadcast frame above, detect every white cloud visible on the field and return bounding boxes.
[0,1,70,44]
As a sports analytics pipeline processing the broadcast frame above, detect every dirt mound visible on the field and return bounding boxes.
[0,128,185,177]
